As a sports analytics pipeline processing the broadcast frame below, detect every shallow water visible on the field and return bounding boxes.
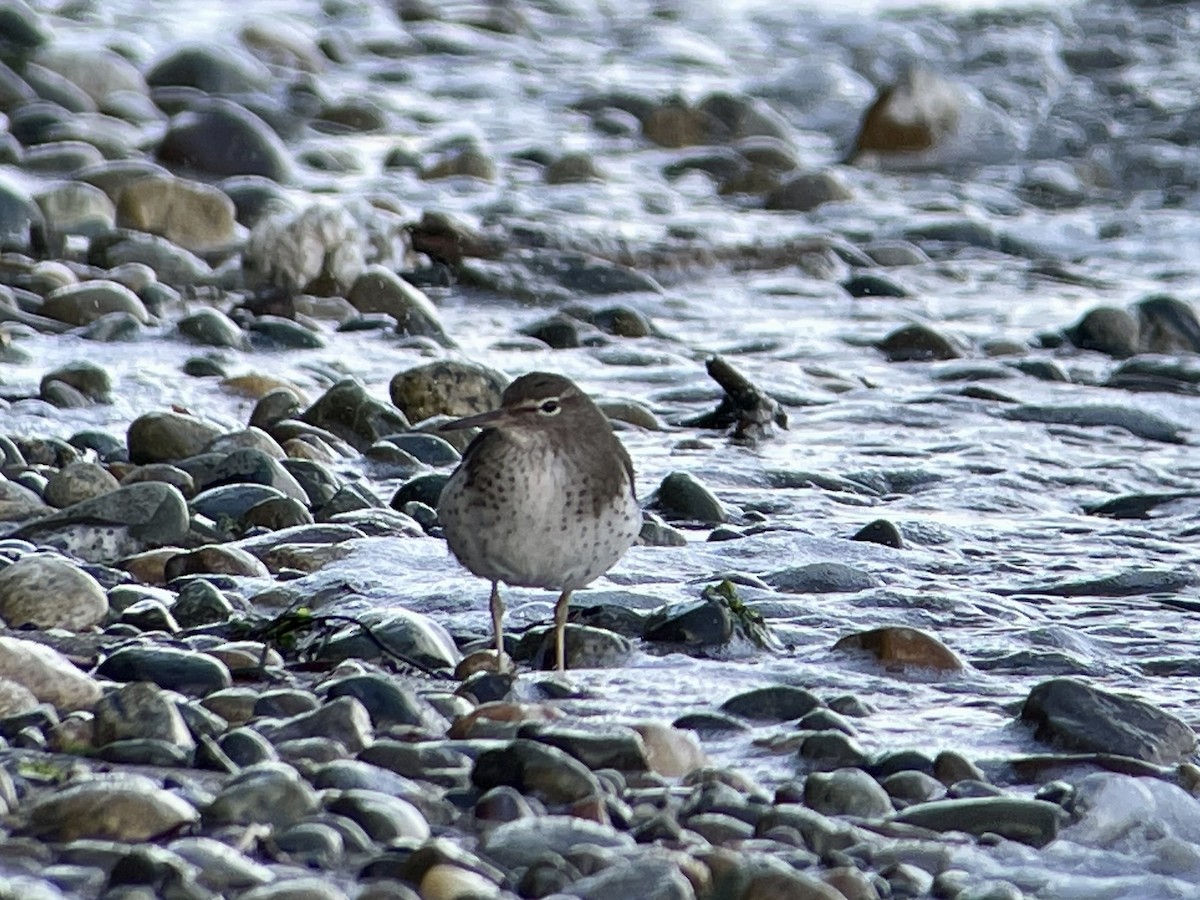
[8,0,1200,893]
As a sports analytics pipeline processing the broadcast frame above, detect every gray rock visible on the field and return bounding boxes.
[41,280,150,326]
[878,323,964,362]
[301,379,409,451]
[116,174,239,253]
[240,878,350,900]
[18,777,199,841]
[1063,306,1139,358]
[389,360,507,424]
[520,624,635,670]
[803,768,893,818]
[798,730,871,771]
[204,762,320,828]
[478,816,634,870]
[43,461,120,508]
[34,181,116,236]
[0,554,108,629]
[94,681,195,750]
[317,608,460,669]
[243,203,364,293]
[168,836,274,892]
[254,696,374,754]
[88,230,213,286]
[720,685,821,721]
[178,307,247,348]
[209,448,308,503]
[0,636,102,711]
[248,315,326,349]
[273,822,346,869]
[999,404,1186,444]
[15,482,190,562]
[324,788,431,843]
[40,361,113,403]
[765,170,853,211]
[172,579,235,627]
[347,265,450,344]
[158,99,292,182]
[1020,677,1196,765]
[519,723,649,772]
[570,854,695,900]
[96,646,232,696]
[147,42,270,94]
[882,770,946,805]
[128,411,226,463]
[321,673,446,730]
[472,739,602,804]
[651,471,727,524]
[763,562,879,593]
[893,797,1065,848]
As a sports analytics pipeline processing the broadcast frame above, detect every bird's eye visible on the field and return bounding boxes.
[538,399,561,415]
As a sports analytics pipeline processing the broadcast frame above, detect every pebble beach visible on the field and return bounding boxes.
[1,0,1200,897]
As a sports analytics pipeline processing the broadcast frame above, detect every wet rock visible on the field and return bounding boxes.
[520,623,633,670]
[804,767,893,818]
[882,770,945,805]
[96,645,232,697]
[301,379,409,451]
[159,98,292,181]
[852,68,962,158]
[165,544,271,578]
[18,777,200,842]
[743,870,846,900]
[116,175,238,253]
[1020,677,1196,765]
[255,696,373,754]
[177,306,247,348]
[0,678,39,718]
[322,674,444,730]
[422,145,496,181]
[243,203,363,293]
[999,403,1186,443]
[41,280,150,326]
[878,323,964,361]
[520,722,649,772]
[347,265,450,344]
[764,563,879,594]
[1133,296,1200,353]
[478,815,634,869]
[833,626,964,672]
[128,411,225,463]
[40,361,113,404]
[16,481,190,562]
[893,797,1064,848]
[389,361,506,428]
[325,789,431,843]
[43,461,120,508]
[650,471,727,524]
[35,181,115,237]
[841,272,910,298]
[1063,306,1140,358]
[799,731,871,771]
[851,519,904,549]
[204,762,320,828]
[570,855,694,900]
[168,836,274,893]
[634,722,710,777]
[472,739,601,804]
[765,170,853,211]
[721,685,821,721]
[94,680,195,752]
[545,151,602,184]
[0,636,102,711]
[0,554,108,629]
[240,878,349,900]
[88,230,212,286]
[317,608,460,670]
[644,595,735,646]
[146,42,271,94]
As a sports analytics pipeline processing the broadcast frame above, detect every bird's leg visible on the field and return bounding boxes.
[489,581,505,666]
[553,589,573,673]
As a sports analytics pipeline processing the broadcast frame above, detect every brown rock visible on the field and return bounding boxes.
[832,626,963,672]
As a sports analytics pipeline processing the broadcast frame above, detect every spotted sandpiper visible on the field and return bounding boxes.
[438,372,641,672]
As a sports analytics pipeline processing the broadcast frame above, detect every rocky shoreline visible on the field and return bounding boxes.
[2,0,1200,897]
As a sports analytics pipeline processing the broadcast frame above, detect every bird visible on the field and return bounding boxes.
[437,372,642,672]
